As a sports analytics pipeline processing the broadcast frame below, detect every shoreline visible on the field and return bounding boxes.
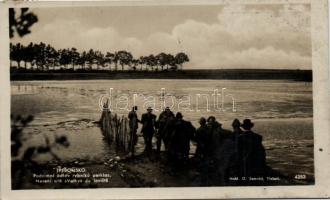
[13,151,313,189]
[21,117,314,178]
[13,116,314,189]
[22,117,313,127]
[10,69,312,81]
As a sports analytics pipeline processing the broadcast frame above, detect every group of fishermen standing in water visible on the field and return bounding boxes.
[128,106,267,184]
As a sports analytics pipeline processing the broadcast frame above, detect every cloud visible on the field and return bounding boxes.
[12,4,311,69]
[211,47,311,69]
[143,4,311,69]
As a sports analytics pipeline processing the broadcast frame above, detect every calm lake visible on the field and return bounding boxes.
[11,79,314,179]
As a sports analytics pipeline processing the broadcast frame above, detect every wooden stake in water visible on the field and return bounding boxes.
[100,107,135,154]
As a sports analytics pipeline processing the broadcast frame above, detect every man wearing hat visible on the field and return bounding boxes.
[238,119,266,177]
[169,112,196,164]
[206,116,231,157]
[141,107,157,155]
[204,116,231,185]
[194,117,209,160]
[128,106,140,156]
[156,107,175,154]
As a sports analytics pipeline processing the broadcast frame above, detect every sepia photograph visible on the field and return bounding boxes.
[1,1,329,198]
[8,2,315,189]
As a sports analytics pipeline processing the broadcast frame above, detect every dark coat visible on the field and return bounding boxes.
[169,119,196,156]
[140,113,156,135]
[128,111,139,130]
[207,122,232,157]
[238,130,266,176]
[157,111,174,128]
[195,124,209,157]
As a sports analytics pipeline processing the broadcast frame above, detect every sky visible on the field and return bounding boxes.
[11,4,311,69]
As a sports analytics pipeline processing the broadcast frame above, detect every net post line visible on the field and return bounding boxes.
[109,114,133,153]
[100,106,114,143]
[99,107,133,153]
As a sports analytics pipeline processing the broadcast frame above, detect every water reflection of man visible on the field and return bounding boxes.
[141,107,156,155]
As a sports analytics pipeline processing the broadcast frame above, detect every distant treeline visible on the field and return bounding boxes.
[10,42,189,72]
[10,69,312,81]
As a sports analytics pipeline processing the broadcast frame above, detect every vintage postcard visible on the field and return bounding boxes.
[0,0,329,199]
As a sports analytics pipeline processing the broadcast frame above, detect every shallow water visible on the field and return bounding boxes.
[11,79,314,179]
[11,79,312,124]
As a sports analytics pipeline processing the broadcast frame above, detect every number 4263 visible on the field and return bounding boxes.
[295,174,307,179]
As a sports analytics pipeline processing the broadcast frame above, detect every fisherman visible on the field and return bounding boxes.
[232,119,243,137]
[238,119,266,177]
[140,107,157,155]
[128,106,140,156]
[230,118,244,176]
[206,116,231,156]
[194,117,209,160]
[168,112,195,165]
[156,107,175,153]
[205,116,232,185]
[231,119,244,161]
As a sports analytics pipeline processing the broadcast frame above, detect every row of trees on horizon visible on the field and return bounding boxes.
[10,42,190,72]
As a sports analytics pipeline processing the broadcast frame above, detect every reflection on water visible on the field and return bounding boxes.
[11,79,313,176]
[22,124,114,163]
